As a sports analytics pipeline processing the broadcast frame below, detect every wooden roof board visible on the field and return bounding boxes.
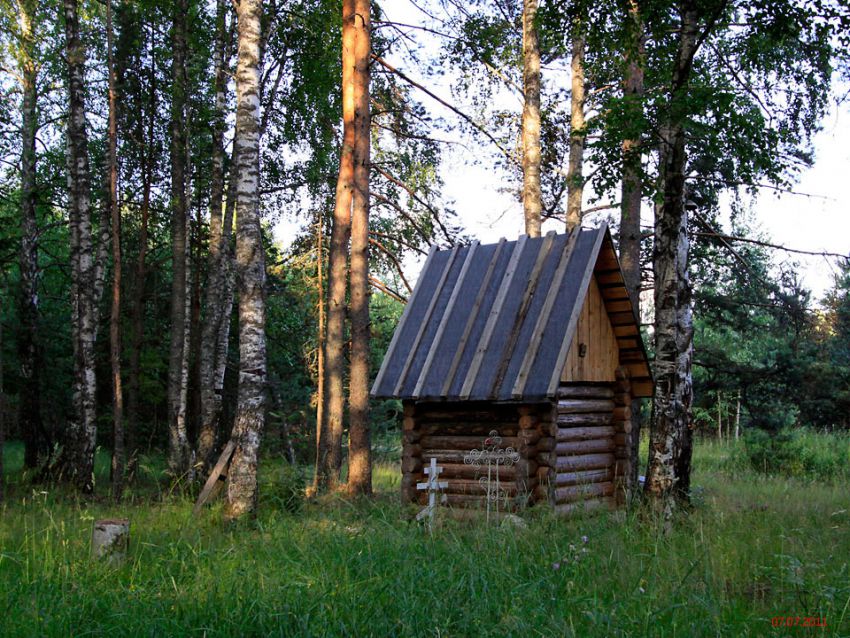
[370,225,653,401]
[492,232,568,399]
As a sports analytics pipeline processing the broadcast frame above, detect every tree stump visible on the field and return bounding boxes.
[91,519,130,563]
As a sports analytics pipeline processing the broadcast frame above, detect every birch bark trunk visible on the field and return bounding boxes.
[167,0,192,476]
[565,25,585,232]
[521,0,541,238]
[198,0,234,471]
[314,0,355,493]
[619,0,646,491]
[224,0,266,520]
[62,0,98,492]
[347,0,372,495]
[18,1,46,469]
[645,2,698,513]
[106,0,124,500]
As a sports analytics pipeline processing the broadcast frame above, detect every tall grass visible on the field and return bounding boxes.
[1,437,849,637]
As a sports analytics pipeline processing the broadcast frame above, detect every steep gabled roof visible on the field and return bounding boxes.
[371,224,652,401]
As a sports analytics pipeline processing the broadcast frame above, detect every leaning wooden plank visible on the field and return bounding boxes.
[192,440,236,516]
[555,468,613,486]
[554,481,614,503]
[371,245,437,395]
[460,235,530,399]
[556,385,615,399]
[555,453,615,472]
[392,245,461,397]
[557,425,616,441]
[511,231,578,398]
[413,241,480,398]
[490,231,557,396]
[441,239,507,397]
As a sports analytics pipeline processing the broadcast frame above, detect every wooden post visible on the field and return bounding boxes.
[91,519,130,562]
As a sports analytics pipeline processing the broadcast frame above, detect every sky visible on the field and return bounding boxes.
[274,2,850,304]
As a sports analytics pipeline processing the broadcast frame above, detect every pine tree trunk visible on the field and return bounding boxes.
[347,0,372,495]
[224,0,265,520]
[198,0,234,470]
[565,25,585,232]
[645,2,698,513]
[313,210,325,481]
[1,290,5,504]
[126,31,156,466]
[521,0,541,238]
[315,0,355,493]
[167,0,192,477]
[619,0,646,491]
[62,0,98,493]
[106,0,124,500]
[18,8,46,469]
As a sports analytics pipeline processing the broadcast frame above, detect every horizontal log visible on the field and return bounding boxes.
[403,402,416,417]
[555,468,613,486]
[557,413,613,427]
[557,426,616,442]
[413,409,519,422]
[420,435,521,451]
[402,443,422,456]
[400,474,418,503]
[557,385,614,399]
[403,416,417,432]
[441,494,519,510]
[612,393,631,406]
[557,399,616,414]
[554,497,616,517]
[554,481,614,504]
[556,438,615,455]
[402,431,420,445]
[442,479,519,496]
[612,407,630,420]
[517,429,541,445]
[536,436,555,452]
[556,453,615,472]
[417,423,519,436]
[401,457,422,473]
[613,432,630,447]
[428,463,517,480]
[613,380,630,393]
[613,460,630,477]
[614,445,629,458]
[518,415,538,429]
[536,452,555,467]
[616,419,633,434]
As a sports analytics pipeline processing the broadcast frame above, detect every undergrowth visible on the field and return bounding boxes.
[0,437,848,637]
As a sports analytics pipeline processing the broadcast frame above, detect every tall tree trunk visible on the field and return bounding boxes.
[198,0,233,470]
[126,27,156,467]
[1,286,5,504]
[644,2,699,514]
[314,0,355,493]
[62,0,98,492]
[313,210,325,481]
[167,0,192,477]
[106,0,124,500]
[18,4,46,469]
[619,0,646,492]
[565,24,586,232]
[521,0,541,238]
[224,0,265,520]
[347,0,372,495]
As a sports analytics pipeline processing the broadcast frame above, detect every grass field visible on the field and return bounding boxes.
[1,436,848,637]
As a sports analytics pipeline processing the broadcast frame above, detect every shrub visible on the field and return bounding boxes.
[743,428,850,481]
[262,462,305,512]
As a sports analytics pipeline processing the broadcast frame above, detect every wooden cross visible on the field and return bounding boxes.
[416,457,448,530]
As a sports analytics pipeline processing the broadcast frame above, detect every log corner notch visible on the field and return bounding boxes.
[612,366,633,505]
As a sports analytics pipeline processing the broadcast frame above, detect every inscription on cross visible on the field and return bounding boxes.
[416,457,448,531]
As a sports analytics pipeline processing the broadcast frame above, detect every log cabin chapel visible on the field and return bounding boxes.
[371,225,653,515]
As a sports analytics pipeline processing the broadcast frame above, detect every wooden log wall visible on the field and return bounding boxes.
[539,383,618,515]
[400,401,554,511]
[612,366,632,505]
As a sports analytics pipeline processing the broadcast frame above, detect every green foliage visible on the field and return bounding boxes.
[2,438,850,636]
[740,428,850,481]
[261,461,306,513]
